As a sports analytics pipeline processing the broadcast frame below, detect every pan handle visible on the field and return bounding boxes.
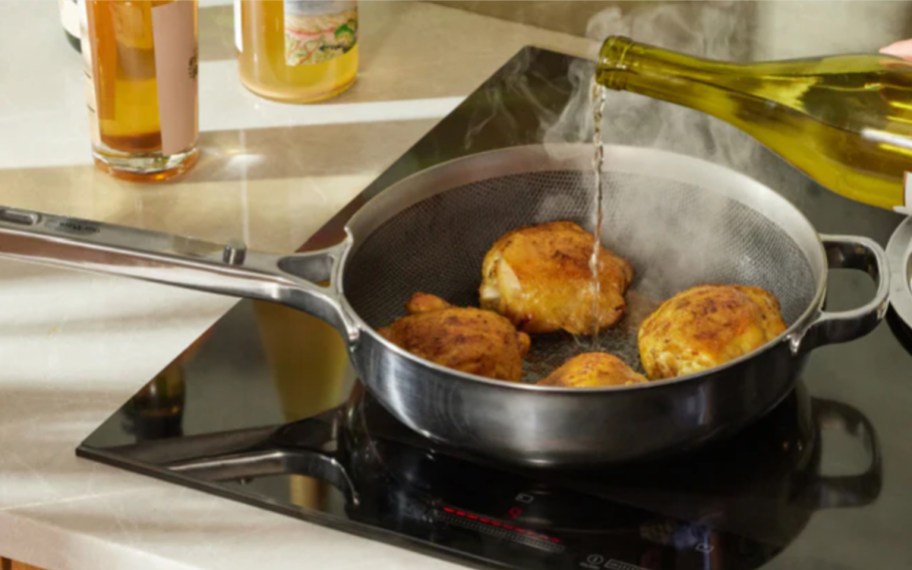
[790,235,890,354]
[0,206,358,342]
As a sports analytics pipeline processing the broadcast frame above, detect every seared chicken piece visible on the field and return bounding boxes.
[638,285,787,380]
[479,221,634,335]
[538,353,647,388]
[379,293,531,382]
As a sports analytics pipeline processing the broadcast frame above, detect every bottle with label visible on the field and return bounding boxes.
[82,0,199,182]
[237,0,358,103]
[597,36,912,213]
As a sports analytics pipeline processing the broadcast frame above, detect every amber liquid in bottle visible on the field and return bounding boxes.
[85,0,199,182]
[597,36,912,211]
[238,0,358,103]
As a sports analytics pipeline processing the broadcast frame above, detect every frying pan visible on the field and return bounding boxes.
[0,144,889,466]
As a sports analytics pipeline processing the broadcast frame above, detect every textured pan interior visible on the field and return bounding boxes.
[342,168,815,378]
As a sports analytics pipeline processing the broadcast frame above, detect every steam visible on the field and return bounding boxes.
[464,48,561,150]
[458,1,805,369]
[543,1,756,166]
[536,3,800,317]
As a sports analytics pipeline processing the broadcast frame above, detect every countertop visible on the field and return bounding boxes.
[0,2,591,569]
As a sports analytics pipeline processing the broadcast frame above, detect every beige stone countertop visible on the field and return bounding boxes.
[0,1,591,568]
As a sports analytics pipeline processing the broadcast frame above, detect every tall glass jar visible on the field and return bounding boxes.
[83,0,199,182]
[237,0,358,103]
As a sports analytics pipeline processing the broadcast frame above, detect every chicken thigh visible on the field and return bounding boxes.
[379,293,531,382]
[479,221,633,336]
[538,353,647,388]
[638,285,787,380]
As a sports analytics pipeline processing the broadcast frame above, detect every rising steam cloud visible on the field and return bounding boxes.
[543,1,757,168]
[537,3,808,324]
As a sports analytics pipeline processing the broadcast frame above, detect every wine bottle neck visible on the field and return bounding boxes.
[597,36,736,93]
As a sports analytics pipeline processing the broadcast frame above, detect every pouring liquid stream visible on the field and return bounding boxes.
[589,82,607,347]
[521,83,615,379]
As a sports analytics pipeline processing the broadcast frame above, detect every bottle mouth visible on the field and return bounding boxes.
[598,36,634,90]
[599,36,633,69]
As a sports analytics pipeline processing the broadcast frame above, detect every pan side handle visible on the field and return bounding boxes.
[789,234,890,354]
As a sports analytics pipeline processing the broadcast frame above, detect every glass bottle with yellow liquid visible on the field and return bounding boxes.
[597,36,912,213]
[237,0,358,103]
[83,0,199,181]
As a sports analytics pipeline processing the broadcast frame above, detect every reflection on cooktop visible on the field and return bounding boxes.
[79,294,883,570]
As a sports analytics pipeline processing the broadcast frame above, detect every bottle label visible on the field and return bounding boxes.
[283,0,357,66]
[151,1,198,155]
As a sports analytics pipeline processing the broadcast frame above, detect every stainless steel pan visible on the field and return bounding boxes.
[0,145,889,466]
[886,216,912,334]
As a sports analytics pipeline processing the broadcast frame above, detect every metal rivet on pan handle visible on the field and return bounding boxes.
[222,239,247,265]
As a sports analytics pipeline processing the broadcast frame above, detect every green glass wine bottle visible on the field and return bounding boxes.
[597,36,912,212]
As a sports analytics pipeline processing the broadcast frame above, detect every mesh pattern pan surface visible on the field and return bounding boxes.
[343,169,814,379]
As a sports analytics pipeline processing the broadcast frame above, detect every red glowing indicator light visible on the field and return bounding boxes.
[440,505,562,545]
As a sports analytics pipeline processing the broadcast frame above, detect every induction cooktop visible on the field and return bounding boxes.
[78,47,911,570]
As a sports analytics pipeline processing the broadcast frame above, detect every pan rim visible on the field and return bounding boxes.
[338,143,829,392]
[886,215,912,333]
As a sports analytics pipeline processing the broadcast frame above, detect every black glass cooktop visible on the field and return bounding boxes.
[78,47,912,570]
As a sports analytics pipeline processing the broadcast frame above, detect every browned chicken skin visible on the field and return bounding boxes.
[479,221,634,336]
[638,285,787,380]
[538,353,647,388]
[379,293,531,382]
